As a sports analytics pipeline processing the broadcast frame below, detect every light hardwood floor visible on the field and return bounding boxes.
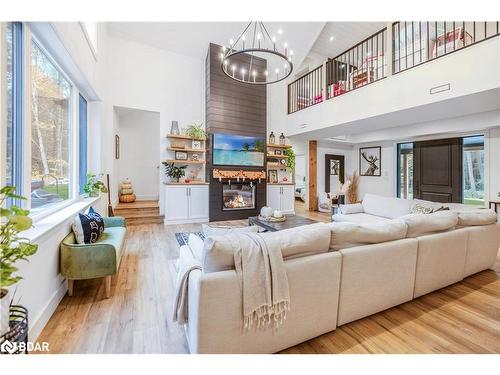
[36,201,500,354]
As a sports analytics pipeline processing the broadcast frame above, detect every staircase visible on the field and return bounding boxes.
[114,200,164,225]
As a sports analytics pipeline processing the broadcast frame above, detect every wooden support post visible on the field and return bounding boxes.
[308,140,318,211]
[105,276,111,299]
[67,279,74,296]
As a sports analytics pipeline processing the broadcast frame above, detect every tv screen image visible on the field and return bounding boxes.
[212,133,265,167]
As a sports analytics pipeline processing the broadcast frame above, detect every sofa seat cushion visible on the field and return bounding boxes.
[202,223,331,273]
[202,224,259,237]
[332,213,391,224]
[457,209,497,226]
[400,211,458,237]
[328,220,408,251]
[362,193,413,219]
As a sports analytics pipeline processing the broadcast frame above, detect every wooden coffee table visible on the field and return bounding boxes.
[248,215,319,232]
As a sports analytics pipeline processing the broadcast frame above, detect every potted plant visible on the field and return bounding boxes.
[1,186,38,336]
[162,162,187,183]
[285,147,296,173]
[184,123,206,140]
[83,173,108,197]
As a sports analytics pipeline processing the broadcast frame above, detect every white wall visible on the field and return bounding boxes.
[117,109,161,200]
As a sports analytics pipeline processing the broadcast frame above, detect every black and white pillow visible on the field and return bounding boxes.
[72,207,105,244]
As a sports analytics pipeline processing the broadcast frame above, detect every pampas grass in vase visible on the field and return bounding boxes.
[347,171,359,203]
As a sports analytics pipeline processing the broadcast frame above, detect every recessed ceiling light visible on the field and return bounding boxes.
[278,28,283,35]
[329,36,334,41]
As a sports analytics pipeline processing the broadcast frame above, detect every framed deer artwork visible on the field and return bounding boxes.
[359,146,381,176]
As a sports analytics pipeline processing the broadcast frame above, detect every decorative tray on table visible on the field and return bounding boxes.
[257,215,286,222]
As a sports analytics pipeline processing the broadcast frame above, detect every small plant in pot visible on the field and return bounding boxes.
[184,123,206,140]
[1,186,38,336]
[163,162,187,183]
[83,173,108,197]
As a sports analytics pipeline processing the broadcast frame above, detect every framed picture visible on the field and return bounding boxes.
[191,140,202,149]
[191,153,199,161]
[359,146,381,176]
[330,160,340,175]
[115,135,120,159]
[175,151,188,160]
[268,169,278,184]
[274,149,282,156]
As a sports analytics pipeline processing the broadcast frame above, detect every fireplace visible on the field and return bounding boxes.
[222,183,256,211]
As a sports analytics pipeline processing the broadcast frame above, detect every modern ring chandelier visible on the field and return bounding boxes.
[220,22,293,85]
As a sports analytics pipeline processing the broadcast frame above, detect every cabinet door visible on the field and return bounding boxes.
[188,186,209,219]
[281,185,296,214]
[165,186,189,220]
[267,185,281,211]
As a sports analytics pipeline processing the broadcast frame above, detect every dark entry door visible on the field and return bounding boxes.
[413,138,462,203]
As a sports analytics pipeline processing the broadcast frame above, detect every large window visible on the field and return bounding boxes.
[463,135,484,206]
[397,143,413,199]
[30,40,73,212]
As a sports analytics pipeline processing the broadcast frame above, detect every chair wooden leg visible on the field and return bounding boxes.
[105,276,111,298]
[67,279,74,296]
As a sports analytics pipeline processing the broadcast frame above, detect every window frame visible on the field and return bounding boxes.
[78,94,88,195]
[79,22,98,60]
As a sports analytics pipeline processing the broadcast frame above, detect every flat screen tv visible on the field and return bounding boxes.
[212,133,265,167]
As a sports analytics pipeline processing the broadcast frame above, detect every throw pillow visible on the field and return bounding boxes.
[188,233,204,262]
[410,203,435,214]
[72,206,105,244]
[202,224,259,237]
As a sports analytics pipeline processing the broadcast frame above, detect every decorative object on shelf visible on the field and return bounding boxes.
[258,214,286,222]
[330,160,340,176]
[279,159,287,166]
[274,149,282,156]
[268,169,278,183]
[192,140,202,149]
[175,151,188,160]
[212,169,266,181]
[359,146,381,176]
[189,166,202,181]
[285,147,295,173]
[115,134,120,159]
[119,178,136,203]
[220,22,293,85]
[269,131,275,145]
[184,123,206,140]
[346,171,359,203]
[171,141,185,149]
[282,176,288,183]
[170,120,180,135]
[0,305,29,354]
[260,206,273,218]
[0,186,38,337]
[106,174,114,217]
[191,153,199,161]
[279,133,286,146]
[273,209,283,218]
[83,173,108,197]
[163,162,187,183]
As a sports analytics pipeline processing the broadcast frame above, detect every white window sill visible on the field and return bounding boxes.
[22,197,101,242]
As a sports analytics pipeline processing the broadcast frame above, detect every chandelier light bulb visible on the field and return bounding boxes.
[230,38,234,45]
[257,33,261,39]
[272,36,276,43]
[284,42,288,48]
[290,50,294,55]
[223,59,228,66]
[275,68,279,73]
[219,53,224,60]
[264,70,268,76]
[252,70,256,76]
[241,34,245,41]
[222,46,227,52]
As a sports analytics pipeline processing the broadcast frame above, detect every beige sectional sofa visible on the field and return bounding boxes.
[178,194,500,353]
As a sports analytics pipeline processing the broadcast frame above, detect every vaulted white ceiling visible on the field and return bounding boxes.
[107,22,325,68]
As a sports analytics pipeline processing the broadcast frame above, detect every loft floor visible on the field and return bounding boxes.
[35,208,500,354]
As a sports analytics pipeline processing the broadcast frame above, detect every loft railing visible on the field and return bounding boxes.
[326,28,387,99]
[287,65,323,114]
[392,21,500,74]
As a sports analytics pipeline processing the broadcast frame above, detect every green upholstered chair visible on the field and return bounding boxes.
[60,217,126,298]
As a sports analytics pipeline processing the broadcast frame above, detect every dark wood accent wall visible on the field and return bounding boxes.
[206,43,267,221]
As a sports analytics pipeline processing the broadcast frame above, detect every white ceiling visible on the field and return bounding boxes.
[107,22,325,68]
[310,22,387,59]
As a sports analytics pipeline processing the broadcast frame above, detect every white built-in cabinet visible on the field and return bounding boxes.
[266,184,295,214]
[164,185,209,224]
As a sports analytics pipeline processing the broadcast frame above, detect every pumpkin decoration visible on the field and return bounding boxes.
[119,178,136,203]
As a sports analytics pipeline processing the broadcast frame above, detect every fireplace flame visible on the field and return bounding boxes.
[225,194,251,208]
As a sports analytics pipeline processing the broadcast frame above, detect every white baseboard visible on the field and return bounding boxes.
[29,279,67,342]
[164,217,209,225]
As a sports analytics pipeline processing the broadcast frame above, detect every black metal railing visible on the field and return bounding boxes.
[392,21,500,74]
[326,28,387,99]
[287,65,323,114]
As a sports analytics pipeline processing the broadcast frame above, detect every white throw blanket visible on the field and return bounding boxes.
[231,232,290,330]
[172,248,202,325]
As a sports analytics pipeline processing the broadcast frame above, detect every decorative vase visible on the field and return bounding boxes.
[0,291,10,336]
[260,206,273,218]
[269,132,275,145]
[170,120,180,135]
[89,190,99,198]
[279,133,286,146]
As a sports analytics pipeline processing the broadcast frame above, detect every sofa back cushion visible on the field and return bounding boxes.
[202,223,331,273]
[401,211,458,237]
[328,219,408,251]
[362,193,413,219]
[457,209,497,226]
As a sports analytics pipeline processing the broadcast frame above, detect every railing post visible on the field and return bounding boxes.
[386,22,393,76]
